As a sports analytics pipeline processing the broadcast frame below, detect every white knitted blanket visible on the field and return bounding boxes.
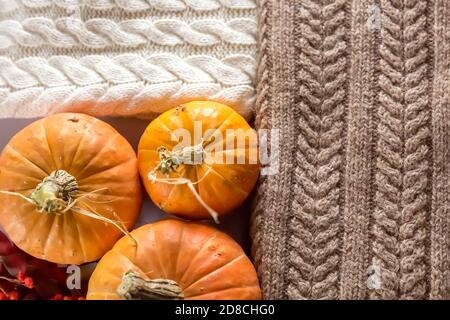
[0,0,257,118]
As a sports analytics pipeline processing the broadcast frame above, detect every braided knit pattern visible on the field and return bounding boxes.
[252,0,449,300]
[371,0,430,299]
[0,54,255,117]
[0,17,256,49]
[0,0,257,12]
[250,0,277,298]
[429,0,450,300]
[288,0,347,299]
[0,0,257,117]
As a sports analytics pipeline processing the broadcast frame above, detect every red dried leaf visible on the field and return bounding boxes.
[0,230,85,300]
[0,231,13,256]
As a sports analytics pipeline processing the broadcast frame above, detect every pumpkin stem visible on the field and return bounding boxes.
[148,141,220,224]
[29,170,78,213]
[155,140,205,175]
[0,172,137,243]
[117,271,183,300]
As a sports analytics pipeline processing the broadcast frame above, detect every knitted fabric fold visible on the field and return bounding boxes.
[0,0,257,118]
[251,0,450,299]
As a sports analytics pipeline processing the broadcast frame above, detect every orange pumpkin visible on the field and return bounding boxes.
[138,101,260,220]
[0,113,142,265]
[87,219,261,300]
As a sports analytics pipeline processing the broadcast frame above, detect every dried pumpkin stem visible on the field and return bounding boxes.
[29,170,78,213]
[71,207,136,246]
[62,187,109,213]
[0,191,35,205]
[0,170,136,243]
[117,270,183,300]
[149,141,220,224]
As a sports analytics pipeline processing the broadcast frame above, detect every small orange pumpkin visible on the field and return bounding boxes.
[0,113,142,265]
[87,219,261,300]
[138,101,260,220]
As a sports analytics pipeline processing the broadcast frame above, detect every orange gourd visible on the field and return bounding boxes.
[138,101,260,221]
[0,113,142,265]
[87,219,261,300]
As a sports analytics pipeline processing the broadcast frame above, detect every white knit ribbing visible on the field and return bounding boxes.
[0,0,257,118]
[0,54,255,117]
[0,17,256,49]
[0,0,257,13]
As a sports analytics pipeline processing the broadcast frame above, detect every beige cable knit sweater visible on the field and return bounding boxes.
[251,0,450,300]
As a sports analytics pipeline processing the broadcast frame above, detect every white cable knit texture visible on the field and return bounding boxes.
[0,0,257,12]
[0,54,255,117]
[0,0,257,118]
[0,17,256,49]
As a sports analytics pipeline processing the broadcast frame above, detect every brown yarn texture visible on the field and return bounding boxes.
[251,0,450,299]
